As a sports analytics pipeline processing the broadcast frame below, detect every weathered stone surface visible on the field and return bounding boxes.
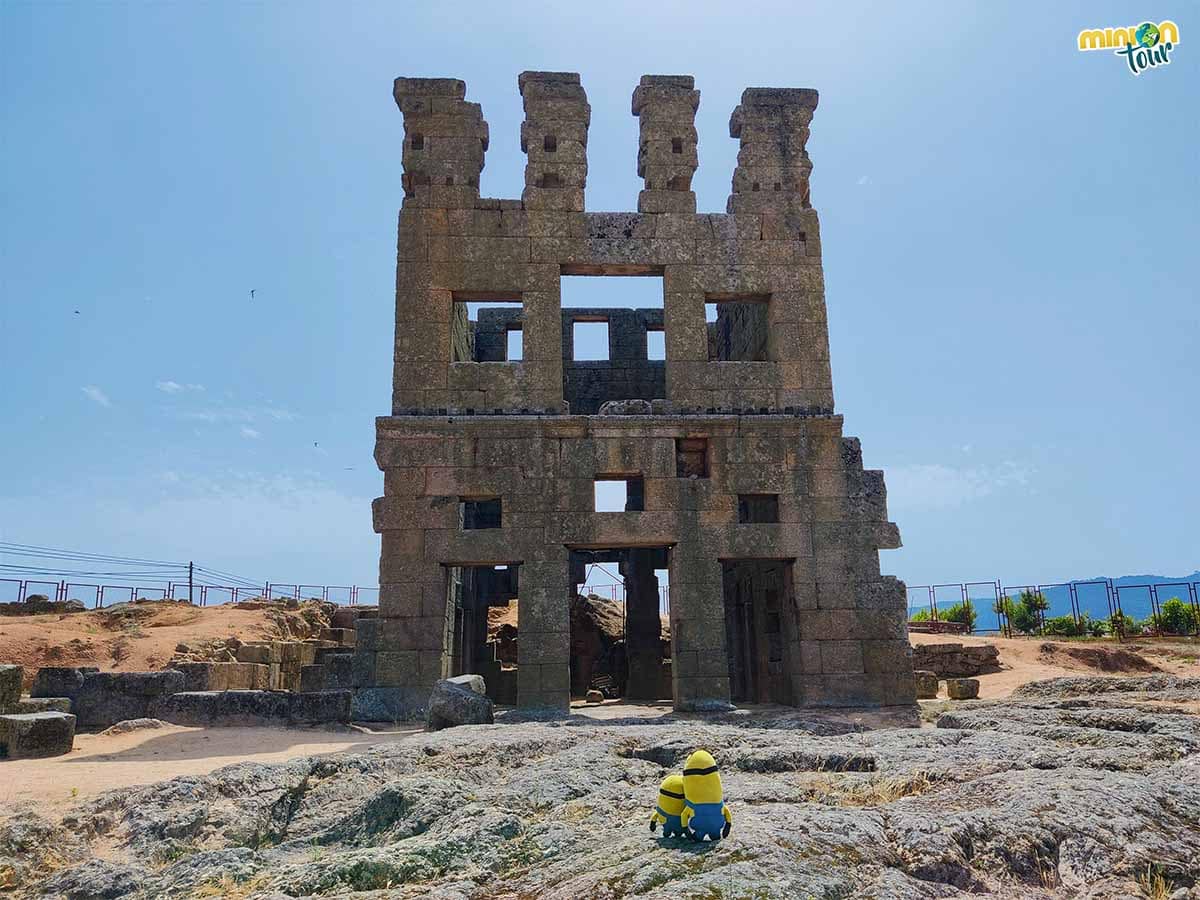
[11,696,71,714]
[426,678,494,730]
[945,677,980,700]
[30,666,97,701]
[352,685,430,722]
[0,711,75,758]
[912,642,1000,677]
[445,673,486,695]
[71,670,186,730]
[913,669,939,699]
[5,680,1200,898]
[153,690,351,726]
[0,664,21,709]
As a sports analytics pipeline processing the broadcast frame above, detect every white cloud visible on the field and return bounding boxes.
[240,426,261,439]
[886,461,1031,511]
[857,175,870,185]
[179,406,296,425]
[81,385,111,407]
[156,380,205,394]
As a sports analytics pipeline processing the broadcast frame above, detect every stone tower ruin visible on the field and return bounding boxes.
[355,71,915,716]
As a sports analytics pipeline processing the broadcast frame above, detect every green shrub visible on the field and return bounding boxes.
[1156,597,1198,635]
[942,600,977,631]
[1043,614,1082,637]
[910,609,931,622]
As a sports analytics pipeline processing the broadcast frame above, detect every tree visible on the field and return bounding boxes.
[910,608,931,622]
[942,600,977,632]
[1156,598,1198,635]
[1009,590,1049,635]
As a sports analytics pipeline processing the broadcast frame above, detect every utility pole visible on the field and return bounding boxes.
[188,561,194,605]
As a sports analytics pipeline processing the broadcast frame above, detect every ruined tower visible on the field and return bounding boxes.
[354,72,914,716]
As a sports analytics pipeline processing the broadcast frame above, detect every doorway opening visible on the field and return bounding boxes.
[447,562,520,705]
[568,546,671,702]
[722,559,794,704]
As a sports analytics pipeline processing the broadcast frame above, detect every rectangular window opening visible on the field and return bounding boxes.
[573,320,610,361]
[646,328,665,361]
[460,497,502,530]
[706,295,771,362]
[450,294,522,363]
[737,494,779,524]
[594,476,644,512]
[559,273,666,414]
[675,438,708,478]
[506,327,523,361]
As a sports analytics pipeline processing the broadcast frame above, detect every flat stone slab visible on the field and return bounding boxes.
[12,697,71,714]
[0,711,76,759]
[155,690,351,726]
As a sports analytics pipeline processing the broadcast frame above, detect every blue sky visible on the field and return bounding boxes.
[1,2,1196,595]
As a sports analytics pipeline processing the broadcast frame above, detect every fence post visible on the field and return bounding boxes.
[188,561,194,605]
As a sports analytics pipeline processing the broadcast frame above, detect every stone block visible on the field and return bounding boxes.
[74,671,187,730]
[0,711,75,759]
[352,685,431,722]
[945,678,980,700]
[0,665,22,709]
[12,696,72,714]
[913,670,940,699]
[31,666,97,701]
[300,665,327,693]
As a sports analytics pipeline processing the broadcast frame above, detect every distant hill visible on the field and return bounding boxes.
[914,572,1200,626]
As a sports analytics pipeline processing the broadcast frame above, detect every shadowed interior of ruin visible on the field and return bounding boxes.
[723,559,794,705]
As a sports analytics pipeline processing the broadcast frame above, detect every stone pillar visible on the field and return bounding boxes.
[624,549,663,700]
[519,71,589,212]
[393,77,489,209]
[516,548,571,712]
[632,75,699,214]
[726,87,817,215]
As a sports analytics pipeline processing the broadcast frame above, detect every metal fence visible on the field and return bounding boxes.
[906,577,1200,636]
[0,576,380,609]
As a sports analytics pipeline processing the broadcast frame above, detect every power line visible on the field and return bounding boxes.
[0,541,184,568]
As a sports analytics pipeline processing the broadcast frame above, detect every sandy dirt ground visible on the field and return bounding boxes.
[0,722,421,812]
[0,602,318,688]
[910,630,1200,698]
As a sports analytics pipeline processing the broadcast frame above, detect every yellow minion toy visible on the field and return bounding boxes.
[648,773,686,838]
[680,749,732,841]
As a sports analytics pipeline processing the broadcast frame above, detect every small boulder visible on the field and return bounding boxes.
[445,673,486,695]
[586,689,604,704]
[914,670,940,699]
[427,678,494,731]
[946,678,980,700]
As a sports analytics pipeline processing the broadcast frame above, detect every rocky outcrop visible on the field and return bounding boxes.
[2,677,1198,897]
[911,642,1000,677]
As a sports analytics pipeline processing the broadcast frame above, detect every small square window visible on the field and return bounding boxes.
[411,133,424,150]
[671,137,683,154]
[594,476,644,512]
[544,135,557,152]
[506,327,523,361]
[573,320,609,360]
[675,438,708,478]
[461,498,502,529]
[737,494,779,524]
